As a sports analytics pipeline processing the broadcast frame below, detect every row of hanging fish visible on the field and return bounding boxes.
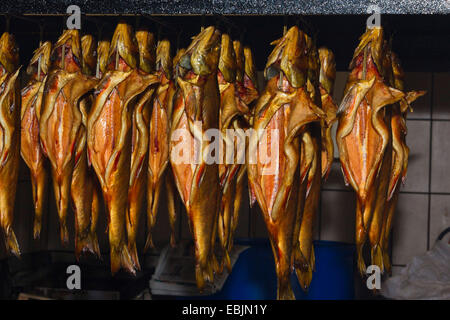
[1,22,425,299]
[336,26,426,276]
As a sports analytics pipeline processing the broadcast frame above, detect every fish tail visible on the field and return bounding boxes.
[277,275,295,300]
[356,243,367,277]
[75,232,99,260]
[4,228,21,258]
[60,222,69,246]
[144,233,154,252]
[224,250,231,273]
[371,245,384,274]
[383,250,392,275]
[296,267,313,292]
[110,243,136,276]
[128,240,141,271]
[195,264,206,291]
[33,216,42,240]
[90,231,101,259]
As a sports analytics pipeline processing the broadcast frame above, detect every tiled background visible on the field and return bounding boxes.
[1,72,449,277]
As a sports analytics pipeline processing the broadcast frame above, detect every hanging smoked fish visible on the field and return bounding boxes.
[146,39,177,250]
[0,32,21,256]
[170,26,221,290]
[336,27,405,275]
[247,26,325,300]
[87,23,158,274]
[21,41,51,240]
[377,51,426,274]
[217,36,259,272]
[295,34,326,291]
[227,43,258,256]
[126,29,157,270]
[70,35,101,259]
[39,30,97,245]
[318,47,338,179]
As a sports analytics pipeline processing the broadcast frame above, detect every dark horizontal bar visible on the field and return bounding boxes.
[0,0,449,15]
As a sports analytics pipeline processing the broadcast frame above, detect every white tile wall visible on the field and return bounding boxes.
[392,193,428,265]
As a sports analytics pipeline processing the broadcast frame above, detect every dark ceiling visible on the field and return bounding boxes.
[2,15,449,72]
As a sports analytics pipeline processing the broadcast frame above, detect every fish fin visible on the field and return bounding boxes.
[128,241,141,271]
[5,229,21,258]
[110,244,136,276]
[311,244,316,272]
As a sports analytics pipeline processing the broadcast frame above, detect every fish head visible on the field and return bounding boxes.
[318,47,336,95]
[81,35,97,76]
[218,33,236,83]
[173,48,186,78]
[233,40,244,83]
[27,41,52,79]
[52,29,82,72]
[0,32,19,74]
[349,26,384,76]
[264,26,308,88]
[181,26,221,76]
[108,22,138,71]
[135,29,156,74]
[97,40,110,78]
[156,39,172,79]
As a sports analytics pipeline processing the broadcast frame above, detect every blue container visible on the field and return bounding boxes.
[186,239,355,300]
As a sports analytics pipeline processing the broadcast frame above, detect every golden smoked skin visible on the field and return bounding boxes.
[217,36,259,272]
[39,30,97,245]
[0,32,21,256]
[336,28,405,275]
[295,45,338,291]
[87,23,158,275]
[21,41,51,240]
[146,39,177,250]
[170,26,221,290]
[70,35,101,259]
[376,51,426,274]
[126,30,157,270]
[248,26,325,300]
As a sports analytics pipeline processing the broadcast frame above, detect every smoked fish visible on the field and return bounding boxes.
[170,26,221,290]
[295,35,326,291]
[39,30,97,245]
[0,32,21,256]
[336,27,405,275]
[21,41,51,240]
[87,23,158,274]
[248,26,325,299]
[146,39,177,250]
[126,29,156,269]
[376,50,426,274]
[71,34,101,259]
